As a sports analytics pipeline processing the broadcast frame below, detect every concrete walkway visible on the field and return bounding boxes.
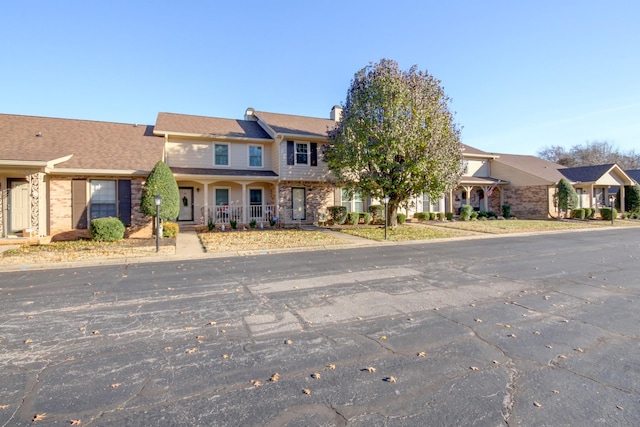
[175,230,206,256]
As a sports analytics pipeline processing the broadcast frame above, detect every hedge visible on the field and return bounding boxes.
[163,221,179,237]
[348,212,360,225]
[90,217,125,242]
[369,205,383,223]
[397,213,406,224]
[571,208,585,220]
[328,206,347,224]
[600,207,617,221]
[461,205,474,221]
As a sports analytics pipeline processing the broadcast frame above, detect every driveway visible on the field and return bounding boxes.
[1,228,639,426]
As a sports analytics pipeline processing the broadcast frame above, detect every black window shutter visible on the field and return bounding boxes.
[310,143,318,166]
[72,179,87,229]
[286,141,294,165]
[118,180,132,226]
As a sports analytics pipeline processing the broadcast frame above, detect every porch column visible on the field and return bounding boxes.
[463,186,474,207]
[275,183,280,219]
[590,184,595,208]
[241,183,247,223]
[203,183,209,225]
[499,187,504,210]
[620,185,626,212]
[448,190,453,213]
[438,196,445,213]
[481,186,490,211]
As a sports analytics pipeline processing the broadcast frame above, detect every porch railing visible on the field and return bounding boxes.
[195,204,278,226]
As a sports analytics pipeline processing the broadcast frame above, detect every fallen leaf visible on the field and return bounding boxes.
[575,348,584,353]
[546,345,553,349]
[33,413,47,422]
[92,330,100,335]
[470,366,479,371]
[110,383,121,388]
[380,335,387,340]
[70,420,82,425]
[164,346,173,351]
[544,295,550,300]
[0,405,9,409]
[222,354,229,359]
[616,405,624,410]
[363,367,376,373]
[179,311,184,315]
[533,331,541,335]
[326,364,336,370]
[27,315,34,319]
[207,321,217,326]
[474,318,482,323]
[185,348,197,354]
[417,352,427,358]
[492,360,500,365]
[284,339,293,345]
[508,334,516,338]
[270,373,280,382]
[79,327,86,332]
[24,338,33,344]
[302,389,311,395]
[504,324,511,328]
[251,380,262,387]
[196,335,206,340]
[558,354,567,359]
[183,326,193,331]
[311,373,321,379]
[386,376,397,383]
[533,401,542,408]
[552,390,560,394]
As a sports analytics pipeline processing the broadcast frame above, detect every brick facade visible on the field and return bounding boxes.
[497,185,551,219]
[278,182,334,223]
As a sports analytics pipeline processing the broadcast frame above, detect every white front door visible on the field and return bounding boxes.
[292,187,306,220]
[178,187,193,221]
[9,179,30,233]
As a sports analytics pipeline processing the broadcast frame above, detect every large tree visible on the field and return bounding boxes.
[141,161,180,222]
[538,140,640,169]
[325,59,462,225]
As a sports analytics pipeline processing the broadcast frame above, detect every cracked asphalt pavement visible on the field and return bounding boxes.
[1,228,639,426]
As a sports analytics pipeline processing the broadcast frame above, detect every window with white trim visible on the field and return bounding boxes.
[295,143,308,165]
[90,180,116,219]
[249,145,263,167]
[341,189,364,212]
[215,144,229,166]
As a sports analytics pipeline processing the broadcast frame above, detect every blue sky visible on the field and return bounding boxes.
[1,1,638,155]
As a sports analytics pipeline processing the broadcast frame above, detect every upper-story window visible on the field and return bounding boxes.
[249,145,263,167]
[215,144,229,166]
[296,143,308,165]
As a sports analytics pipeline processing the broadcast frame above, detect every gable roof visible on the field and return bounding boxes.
[461,143,498,159]
[491,153,567,183]
[0,114,164,172]
[154,112,272,140]
[559,164,618,183]
[251,110,337,140]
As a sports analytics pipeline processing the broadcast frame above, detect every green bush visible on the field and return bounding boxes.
[470,211,479,220]
[437,212,445,221]
[583,207,593,219]
[360,212,372,224]
[163,221,179,237]
[230,219,238,229]
[429,212,437,220]
[571,208,585,220]
[207,217,215,231]
[328,206,348,224]
[249,219,257,229]
[461,205,474,221]
[397,213,406,224]
[368,205,383,223]
[414,212,428,221]
[445,212,453,220]
[348,212,360,225]
[501,204,511,219]
[141,161,180,221]
[90,217,125,242]
[477,211,489,219]
[600,207,617,221]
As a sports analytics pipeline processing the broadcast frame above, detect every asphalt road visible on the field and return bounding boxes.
[1,228,639,426]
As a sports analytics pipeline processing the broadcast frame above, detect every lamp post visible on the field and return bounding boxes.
[609,194,615,225]
[154,194,162,253]
[383,195,390,241]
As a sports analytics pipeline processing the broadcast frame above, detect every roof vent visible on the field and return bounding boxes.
[36,132,42,137]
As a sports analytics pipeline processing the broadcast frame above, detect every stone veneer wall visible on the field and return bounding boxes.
[498,185,551,219]
[278,182,334,223]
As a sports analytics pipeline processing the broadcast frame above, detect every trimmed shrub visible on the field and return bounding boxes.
[230,219,238,229]
[429,212,437,221]
[368,205,383,223]
[360,212,372,224]
[445,212,453,220]
[600,207,617,221]
[583,207,593,219]
[461,205,473,221]
[397,213,407,224]
[163,221,179,238]
[90,217,125,242]
[249,219,257,229]
[141,161,180,221]
[437,212,445,221]
[470,211,479,220]
[414,212,428,221]
[348,212,360,225]
[328,206,348,224]
[571,208,585,220]
[502,204,511,219]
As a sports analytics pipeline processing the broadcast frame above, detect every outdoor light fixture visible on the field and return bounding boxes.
[609,194,615,225]
[383,195,390,241]
[154,195,162,253]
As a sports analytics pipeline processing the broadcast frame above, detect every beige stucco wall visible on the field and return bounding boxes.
[277,139,332,182]
[166,140,274,170]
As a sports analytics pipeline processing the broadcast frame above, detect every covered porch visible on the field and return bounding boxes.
[449,177,508,214]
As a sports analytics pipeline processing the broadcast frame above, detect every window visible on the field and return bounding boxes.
[249,145,263,167]
[90,180,116,219]
[422,193,439,212]
[296,143,308,165]
[215,188,229,206]
[215,144,229,166]
[249,188,263,219]
[342,189,364,212]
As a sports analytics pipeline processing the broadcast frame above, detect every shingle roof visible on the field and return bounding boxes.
[461,143,492,156]
[559,164,616,183]
[626,169,640,184]
[155,112,272,140]
[253,110,337,138]
[0,114,164,171]
[492,153,567,183]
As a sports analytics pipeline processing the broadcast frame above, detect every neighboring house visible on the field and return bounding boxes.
[559,164,634,212]
[625,169,640,185]
[0,114,164,240]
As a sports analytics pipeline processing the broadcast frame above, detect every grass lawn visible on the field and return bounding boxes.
[340,224,473,242]
[426,218,640,234]
[199,229,346,252]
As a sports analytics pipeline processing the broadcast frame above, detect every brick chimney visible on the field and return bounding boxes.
[330,105,343,122]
